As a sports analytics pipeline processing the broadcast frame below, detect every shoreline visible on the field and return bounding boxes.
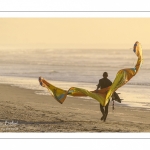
[0,75,149,110]
[0,83,150,132]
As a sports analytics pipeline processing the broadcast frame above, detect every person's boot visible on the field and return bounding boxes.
[103,114,107,122]
[101,113,106,121]
[101,116,104,120]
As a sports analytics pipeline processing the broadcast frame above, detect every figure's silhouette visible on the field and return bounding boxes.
[96,72,112,122]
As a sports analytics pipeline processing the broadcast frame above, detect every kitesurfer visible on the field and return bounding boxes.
[96,72,112,122]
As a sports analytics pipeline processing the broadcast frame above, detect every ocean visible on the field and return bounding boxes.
[0,48,150,109]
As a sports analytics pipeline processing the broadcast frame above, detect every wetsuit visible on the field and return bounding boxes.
[97,77,112,121]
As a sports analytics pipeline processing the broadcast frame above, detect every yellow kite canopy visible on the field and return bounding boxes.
[39,42,143,106]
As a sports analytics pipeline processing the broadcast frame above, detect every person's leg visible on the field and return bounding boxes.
[103,100,110,122]
[100,104,105,120]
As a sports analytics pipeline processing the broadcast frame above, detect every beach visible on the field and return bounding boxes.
[0,83,150,132]
[0,46,149,132]
[1,18,150,150]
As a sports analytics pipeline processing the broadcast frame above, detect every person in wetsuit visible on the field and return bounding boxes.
[96,72,112,122]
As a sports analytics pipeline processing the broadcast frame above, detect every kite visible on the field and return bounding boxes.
[39,41,143,106]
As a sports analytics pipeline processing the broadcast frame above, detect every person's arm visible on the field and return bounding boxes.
[110,80,112,86]
[108,79,112,86]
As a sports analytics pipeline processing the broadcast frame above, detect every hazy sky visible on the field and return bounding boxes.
[0,18,150,49]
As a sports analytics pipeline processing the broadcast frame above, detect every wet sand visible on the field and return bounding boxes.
[0,84,150,132]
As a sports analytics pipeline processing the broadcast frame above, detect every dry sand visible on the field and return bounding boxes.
[0,84,150,132]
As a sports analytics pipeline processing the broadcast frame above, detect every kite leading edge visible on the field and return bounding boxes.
[39,42,143,106]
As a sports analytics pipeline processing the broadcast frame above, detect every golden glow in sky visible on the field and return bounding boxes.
[0,18,150,49]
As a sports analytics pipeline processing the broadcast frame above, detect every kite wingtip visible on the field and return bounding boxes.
[39,76,44,87]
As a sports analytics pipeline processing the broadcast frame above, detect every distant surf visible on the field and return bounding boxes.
[0,48,149,109]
